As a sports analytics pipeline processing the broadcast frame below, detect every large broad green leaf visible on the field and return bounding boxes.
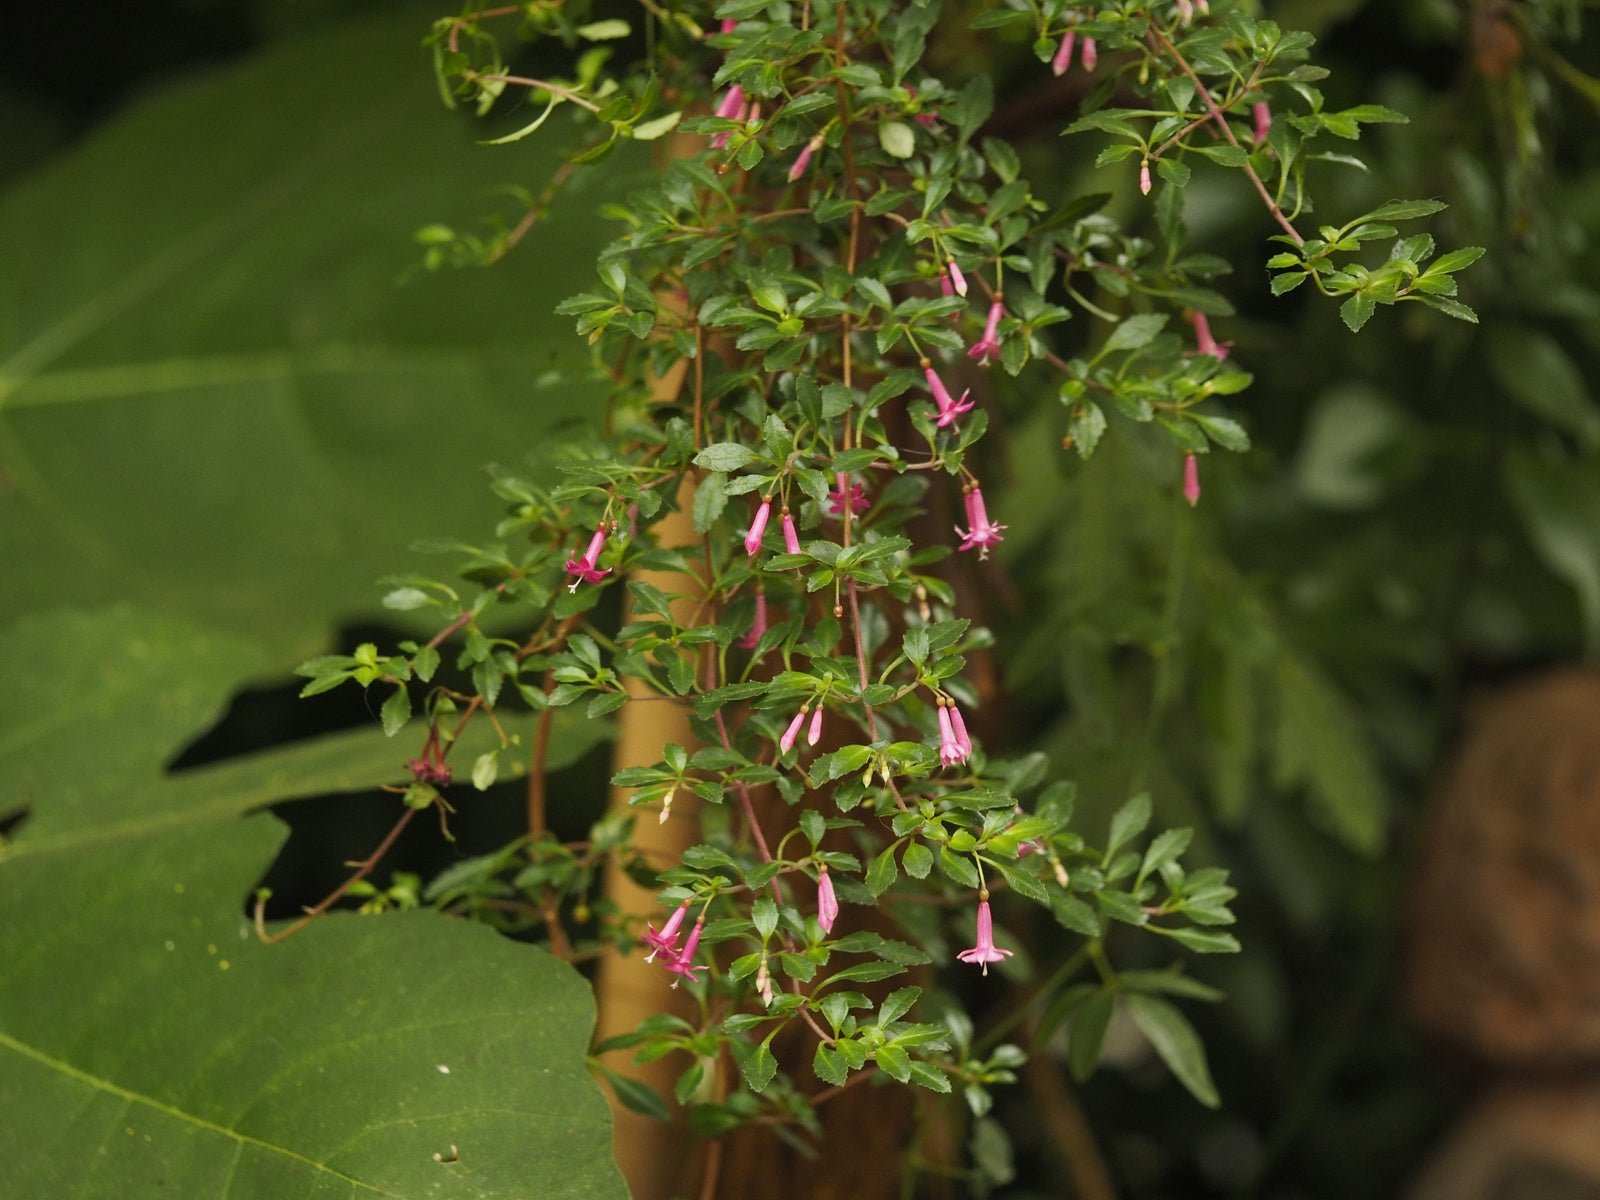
[0,607,627,1199]
[0,11,626,656]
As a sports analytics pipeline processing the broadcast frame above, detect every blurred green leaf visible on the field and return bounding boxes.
[0,606,625,1198]
[0,13,631,654]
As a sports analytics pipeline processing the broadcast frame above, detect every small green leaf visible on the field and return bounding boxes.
[879,120,917,158]
[1125,994,1220,1107]
[741,1037,779,1093]
[1339,292,1376,332]
[694,442,760,471]
[902,841,933,879]
[1104,314,1167,354]
[1104,792,1152,861]
[379,685,410,737]
[632,111,683,140]
[875,1043,913,1082]
[471,750,499,791]
[576,19,631,39]
[866,843,900,897]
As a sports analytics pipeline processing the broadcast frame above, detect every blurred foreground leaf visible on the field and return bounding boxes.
[0,607,626,1199]
[0,11,626,654]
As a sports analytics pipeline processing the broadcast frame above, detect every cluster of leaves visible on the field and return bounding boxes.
[290,0,1482,1181]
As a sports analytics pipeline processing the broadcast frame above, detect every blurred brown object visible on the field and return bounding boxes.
[1406,668,1600,1200]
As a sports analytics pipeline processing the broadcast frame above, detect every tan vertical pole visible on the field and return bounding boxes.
[591,219,706,1195]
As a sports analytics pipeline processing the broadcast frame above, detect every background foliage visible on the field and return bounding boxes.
[2,1,1597,1197]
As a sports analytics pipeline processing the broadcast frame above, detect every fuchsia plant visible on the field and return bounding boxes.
[291,0,1484,1186]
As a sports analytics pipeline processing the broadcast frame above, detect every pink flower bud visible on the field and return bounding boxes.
[1183,453,1202,507]
[1139,161,1152,195]
[947,260,968,298]
[1081,37,1098,71]
[807,704,824,746]
[782,508,801,555]
[744,498,772,556]
[787,134,823,183]
[1252,101,1273,146]
[816,867,840,933]
[779,706,808,754]
[1051,30,1077,76]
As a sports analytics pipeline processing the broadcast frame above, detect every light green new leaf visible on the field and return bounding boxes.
[0,608,625,1199]
[0,12,631,654]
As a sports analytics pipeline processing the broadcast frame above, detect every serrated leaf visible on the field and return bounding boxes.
[740,1038,779,1093]
[1104,313,1168,354]
[380,684,411,737]
[1340,292,1376,332]
[693,441,761,472]
[1067,990,1114,1081]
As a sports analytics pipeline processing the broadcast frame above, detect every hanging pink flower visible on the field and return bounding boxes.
[779,705,809,754]
[937,701,967,767]
[1139,161,1153,195]
[565,521,613,590]
[947,260,968,298]
[662,917,707,987]
[711,85,746,149]
[781,507,802,555]
[816,866,839,933]
[923,364,974,429]
[807,704,824,746]
[1183,453,1202,507]
[744,497,772,556]
[957,896,1013,975]
[755,953,774,1007]
[787,134,823,183]
[739,588,769,650]
[1081,37,1098,70]
[1051,30,1077,76]
[1188,310,1230,360]
[1252,101,1273,146]
[1176,0,1194,23]
[642,900,691,963]
[968,299,1005,365]
[948,701,973,759]
[955,486,1006,558]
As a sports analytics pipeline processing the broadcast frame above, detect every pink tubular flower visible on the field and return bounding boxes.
[1183,453,1202,507]
[937,701,967,767]
[1252,101,1273,146]
[744,498,772,556]
[816,866,839,933]
[663,917,707,987]
[957,896,1013,975]
[565,521,613,591]
[719,17,737,33]
[779,705,809,754]
[947,259,968,298]
[1188,310,1230,361]
[828,473,868,517]
[787,134,823,183]
[923,363,974,429]
[1139,161,1153,195]
[955,486,1007,559]
[1081,37,1098,70]
[739,588,769,650]
[1051,30,1077,76]
[807,704,824,746]
[711,85,747,149]
[948,701,973,759]
[968,299,1004,365]
[643,899,691,963]
[781,508,802,555]
[1176,0,1194,23]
